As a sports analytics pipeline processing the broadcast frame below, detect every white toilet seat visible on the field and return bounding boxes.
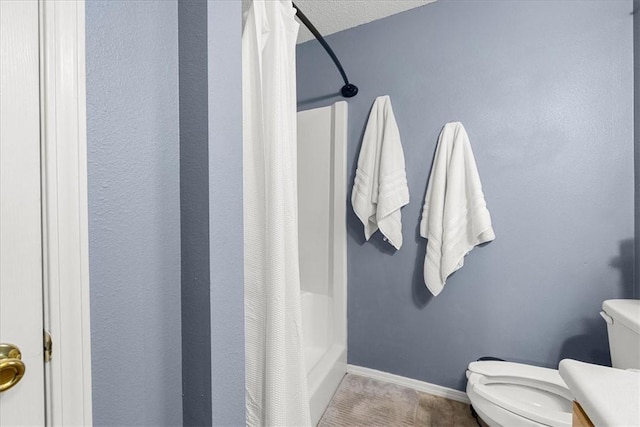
[466,361,574,427]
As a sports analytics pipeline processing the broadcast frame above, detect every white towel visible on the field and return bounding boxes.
[420,122,495,296]
[352,96,409,250]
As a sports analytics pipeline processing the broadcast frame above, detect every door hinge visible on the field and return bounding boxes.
[44,330,52,362]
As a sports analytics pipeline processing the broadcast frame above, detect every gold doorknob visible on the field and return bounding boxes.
[0,343,25,393]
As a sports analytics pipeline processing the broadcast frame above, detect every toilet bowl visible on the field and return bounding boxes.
[466,361,573,427]
[466,299,640,427]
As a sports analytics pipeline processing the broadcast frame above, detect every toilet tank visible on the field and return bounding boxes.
[601,299,640,369]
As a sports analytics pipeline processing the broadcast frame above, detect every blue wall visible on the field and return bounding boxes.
[86,1,182,425]
[207,1,246,425]
[179,1,246,424]
[179,1,212,425]
[297,0,634,391]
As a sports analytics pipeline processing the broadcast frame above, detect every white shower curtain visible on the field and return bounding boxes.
[242,1,311,426]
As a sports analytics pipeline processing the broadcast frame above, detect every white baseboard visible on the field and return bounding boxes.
[347,364,470,404]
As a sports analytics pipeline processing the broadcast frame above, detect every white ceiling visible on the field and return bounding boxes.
[242,1,436,43]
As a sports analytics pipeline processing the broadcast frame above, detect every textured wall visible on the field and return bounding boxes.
[207,1,246,424]
[86,1,182,425]
[178,1,212,425]
[297,0,634,391]
[178,1,245,425]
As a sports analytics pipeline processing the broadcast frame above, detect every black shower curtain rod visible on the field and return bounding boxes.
[293,2,358,98]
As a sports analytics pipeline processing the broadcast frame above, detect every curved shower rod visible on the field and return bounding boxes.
[293,2,358,98]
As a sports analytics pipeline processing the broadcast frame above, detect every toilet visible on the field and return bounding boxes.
[466,299,640,427]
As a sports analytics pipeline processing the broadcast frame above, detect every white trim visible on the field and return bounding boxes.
[40,0,93,425]
[347,365,470,404]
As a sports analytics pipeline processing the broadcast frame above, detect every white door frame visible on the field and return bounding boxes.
[40,0,93,425]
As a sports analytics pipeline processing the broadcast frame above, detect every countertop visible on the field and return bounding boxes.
[559,359,640,427]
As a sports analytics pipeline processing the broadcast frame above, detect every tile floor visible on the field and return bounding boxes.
[318,374,482,427]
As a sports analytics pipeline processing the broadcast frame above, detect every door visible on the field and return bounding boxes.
[0,0,46,425]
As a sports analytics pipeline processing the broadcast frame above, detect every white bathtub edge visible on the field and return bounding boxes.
[309,345,347,426]
[346,364,470,404]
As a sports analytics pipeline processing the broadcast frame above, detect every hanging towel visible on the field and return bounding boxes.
[352,96,409,250]
[420,122,495,296]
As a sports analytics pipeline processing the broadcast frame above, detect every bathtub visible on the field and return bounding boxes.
[301,292,347,425]
[297,101,348,425]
